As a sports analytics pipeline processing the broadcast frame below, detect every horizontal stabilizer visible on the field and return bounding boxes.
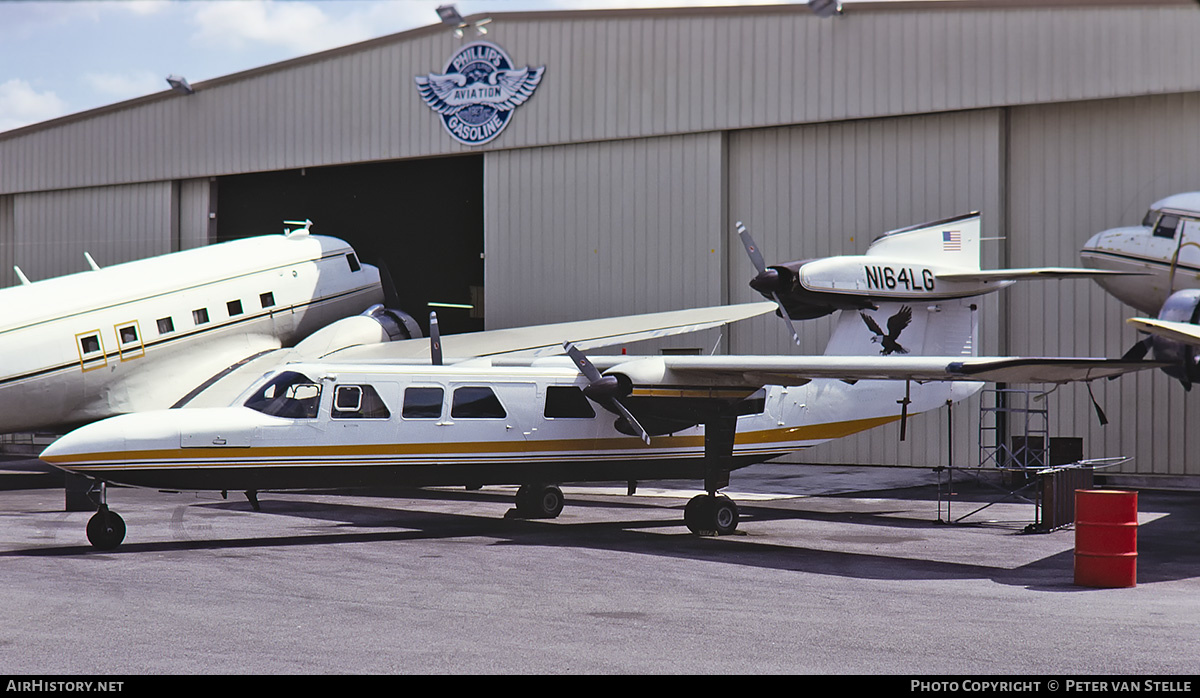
[1127,317,1200,347]
[938,268,1146,282]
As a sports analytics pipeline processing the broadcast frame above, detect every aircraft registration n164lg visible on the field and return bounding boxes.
[39,214,1159,550]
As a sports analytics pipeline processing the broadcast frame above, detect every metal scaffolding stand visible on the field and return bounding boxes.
[936,388,1107,532]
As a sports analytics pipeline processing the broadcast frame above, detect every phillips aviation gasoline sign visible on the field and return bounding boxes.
[415,41,546,146]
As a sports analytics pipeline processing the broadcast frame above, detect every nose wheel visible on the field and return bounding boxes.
[86,506,126,550]
[684,493,739,536]
[84,481,126,550]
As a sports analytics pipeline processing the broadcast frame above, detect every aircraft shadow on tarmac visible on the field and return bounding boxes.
[7,487,1197,589]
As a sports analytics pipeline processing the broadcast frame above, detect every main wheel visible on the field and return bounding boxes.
[684,494,739,535]
[515,484,565,518]
[86,509,126,551]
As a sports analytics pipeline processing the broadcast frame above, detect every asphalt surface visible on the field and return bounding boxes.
[1,459,1197,675]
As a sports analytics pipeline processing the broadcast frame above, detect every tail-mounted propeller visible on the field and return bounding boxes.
[736,221,801,345]
[562,342,651,444]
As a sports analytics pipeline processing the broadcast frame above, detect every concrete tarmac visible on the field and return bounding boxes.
[1,462,1197,675]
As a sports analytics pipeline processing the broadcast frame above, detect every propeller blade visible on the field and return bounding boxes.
[563,342,604,383]
[1120,338,1151,362]
[373,256,403,309]
[736,221,768,275]
[606,397,651,445]
[429,311,443,366]
[773,292,802,345]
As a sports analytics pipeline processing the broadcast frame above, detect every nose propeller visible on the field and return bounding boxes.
[736,222,801,345]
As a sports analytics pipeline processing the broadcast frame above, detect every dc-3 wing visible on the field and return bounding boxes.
[1126,317,1200,347]
[577,354,1164,388]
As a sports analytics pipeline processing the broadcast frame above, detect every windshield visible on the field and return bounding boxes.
[243,370,322,418]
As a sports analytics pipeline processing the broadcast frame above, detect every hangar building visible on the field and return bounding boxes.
[3,0,1200,486]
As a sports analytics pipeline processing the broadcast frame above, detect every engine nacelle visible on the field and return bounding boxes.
[1150,290,1200,389]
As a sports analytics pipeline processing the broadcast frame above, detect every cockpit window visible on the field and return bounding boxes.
[244,370,322,419]
[1142,209,1159,228]
[331,384,391,419]
[1154,214,1180,239]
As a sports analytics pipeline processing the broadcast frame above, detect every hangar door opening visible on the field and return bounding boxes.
[216,155,484,335]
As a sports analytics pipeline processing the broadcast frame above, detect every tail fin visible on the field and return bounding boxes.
[864,213,981,271]
[824,298,978,357]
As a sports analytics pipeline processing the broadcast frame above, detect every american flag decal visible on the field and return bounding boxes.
[942,230,962,251]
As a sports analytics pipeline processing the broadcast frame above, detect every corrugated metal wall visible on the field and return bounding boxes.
[1008,92,1200,477]
[0,195,13,288]
[9,183,174,281]
[484,131,727,357]
[3,4,1200,195]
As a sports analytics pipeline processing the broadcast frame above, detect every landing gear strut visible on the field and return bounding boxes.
[511,483,565,519]
[684,414,741,536]
[85,481,125,551]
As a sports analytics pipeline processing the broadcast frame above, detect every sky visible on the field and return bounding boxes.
[0,0,805,134]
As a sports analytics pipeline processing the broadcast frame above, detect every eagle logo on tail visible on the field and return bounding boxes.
[860,306,913,355]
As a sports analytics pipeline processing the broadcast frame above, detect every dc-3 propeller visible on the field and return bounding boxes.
[563,342,652,444]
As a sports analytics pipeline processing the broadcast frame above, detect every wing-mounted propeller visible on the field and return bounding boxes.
[1120,289,1200,390]
[563,342,651,444]
[737,221,802,345]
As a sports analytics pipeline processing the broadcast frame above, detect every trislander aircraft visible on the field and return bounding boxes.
[38,213,1157,550]
[1080,192,1200,388]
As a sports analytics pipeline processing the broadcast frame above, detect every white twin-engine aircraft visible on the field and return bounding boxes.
[1080,192,1200,388]
[39,213,1155,550]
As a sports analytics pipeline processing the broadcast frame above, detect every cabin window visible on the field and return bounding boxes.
[118,325,138,345]
[737,388,768,416]
[332,385,391,420]
[227,300,243,317]
[1154,214,1180,239]
[78,334,101,356]
[157,317,174,335]
[346,253,361,273]
[260,292,275,309]
[544,386,596,419]
[402,387,444,419]
[451,386,506,419]
[193,308,210,325]
[243,371,322,419]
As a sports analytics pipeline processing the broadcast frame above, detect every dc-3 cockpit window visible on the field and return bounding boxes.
[1154,214,1181,239]
[243,371,322,419]
[332,384,391,420]
[1143,209,1159,228]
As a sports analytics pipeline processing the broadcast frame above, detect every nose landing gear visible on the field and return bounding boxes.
[85,481,126,551]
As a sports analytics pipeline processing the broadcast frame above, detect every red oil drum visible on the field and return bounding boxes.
[1074,489,1138,588]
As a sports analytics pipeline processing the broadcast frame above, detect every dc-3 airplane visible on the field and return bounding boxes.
[39,212,1159,550]
[1080,192,1200,387]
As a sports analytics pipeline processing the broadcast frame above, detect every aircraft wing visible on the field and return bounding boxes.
[937,267,1145,282]
[582,355,1163,388]
[326,302,777,362]
[1127,317,1200,346]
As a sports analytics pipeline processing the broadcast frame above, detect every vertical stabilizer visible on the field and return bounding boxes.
[865,213,981,271]
[824,298,978,357]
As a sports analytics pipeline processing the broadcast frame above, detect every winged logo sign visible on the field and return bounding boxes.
[415,41,545,146]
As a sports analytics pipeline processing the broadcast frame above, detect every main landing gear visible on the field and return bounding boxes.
[85,481,126,551]
[509,483,565,519]
[683,492,739,536]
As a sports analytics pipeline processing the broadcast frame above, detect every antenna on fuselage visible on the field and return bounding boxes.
[13,266,31,286]
[429,312,443,366]
[283,219,313,238]
[84,252,101,271]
